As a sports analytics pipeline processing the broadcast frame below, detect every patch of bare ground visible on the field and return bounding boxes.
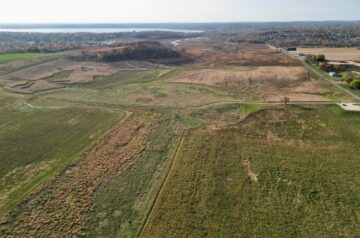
[64,63,118,84]
[170,67,331,101]
[1,60,121,93]
[6,80,64,94]
[242,160,258,182]
[7,60,118,83]
[0,113,158,237]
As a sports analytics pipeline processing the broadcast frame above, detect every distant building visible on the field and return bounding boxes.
[286,47,297,51]
[329,72,338,77]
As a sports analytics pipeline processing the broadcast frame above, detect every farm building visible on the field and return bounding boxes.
[286,47,297,51]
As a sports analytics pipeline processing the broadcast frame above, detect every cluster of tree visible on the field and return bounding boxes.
[342,72,360,89]
[305,54,346,72]
[84,41,182,62]
[305,54,360,90]
[0,31,201,53]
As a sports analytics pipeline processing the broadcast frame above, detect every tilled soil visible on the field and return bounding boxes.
[0,113,157,237]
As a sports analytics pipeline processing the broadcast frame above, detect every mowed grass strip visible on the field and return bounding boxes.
[141,106,360,237]
[0,94,123,216]
[0,53,47,64]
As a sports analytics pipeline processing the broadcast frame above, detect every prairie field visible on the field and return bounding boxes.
[142,106,360,237]
[0,39,359,237]
[179,40,300,66]
[169,66,334,101]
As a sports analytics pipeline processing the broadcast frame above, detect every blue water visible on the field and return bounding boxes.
[0,28,202,33]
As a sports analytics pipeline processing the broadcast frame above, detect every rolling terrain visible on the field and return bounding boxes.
[0,38,359,237]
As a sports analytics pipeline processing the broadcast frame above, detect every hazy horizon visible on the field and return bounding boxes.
[0,0,359,23]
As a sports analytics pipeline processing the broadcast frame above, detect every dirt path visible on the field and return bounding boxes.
[138,129,187,237]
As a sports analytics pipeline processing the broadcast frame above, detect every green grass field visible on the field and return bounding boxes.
[142,105,360,237]
[0,53,47,64]
[0,93,123,216]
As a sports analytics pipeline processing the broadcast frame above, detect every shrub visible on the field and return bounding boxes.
[315,54,326,62]
[350,80,360,90]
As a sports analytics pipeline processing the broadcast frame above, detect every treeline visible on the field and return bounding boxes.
[206,22,360,47]
[0,31,201,53]
[236,28,360,47]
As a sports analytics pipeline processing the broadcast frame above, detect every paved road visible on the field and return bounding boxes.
[276,46,360,102]
[302,61,360,101]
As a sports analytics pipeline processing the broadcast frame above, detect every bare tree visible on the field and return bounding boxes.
[282,96,290,105]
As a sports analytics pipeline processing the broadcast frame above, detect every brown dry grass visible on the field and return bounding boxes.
[170,67,331,101]
[7,59,73,80]
[1,60,119,93]
[65,63,118,84]
[179,39,299,66]
[7,60,118,83]
[0,113,157,237]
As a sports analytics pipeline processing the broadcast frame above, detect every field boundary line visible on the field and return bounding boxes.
[137,129,187,237]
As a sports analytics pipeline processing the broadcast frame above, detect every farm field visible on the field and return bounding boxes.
[293,48,360,61]
[0,38,359,237]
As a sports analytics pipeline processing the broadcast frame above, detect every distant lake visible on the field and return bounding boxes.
[0,28,202,33]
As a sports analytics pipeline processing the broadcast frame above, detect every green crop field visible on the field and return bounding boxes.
[0,53,47,64]
[0,92,124,216]
[142,105,360,237]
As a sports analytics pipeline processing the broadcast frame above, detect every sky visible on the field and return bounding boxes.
[0,0,359,23]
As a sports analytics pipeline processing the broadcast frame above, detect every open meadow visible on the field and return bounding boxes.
[0,37,359,237]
